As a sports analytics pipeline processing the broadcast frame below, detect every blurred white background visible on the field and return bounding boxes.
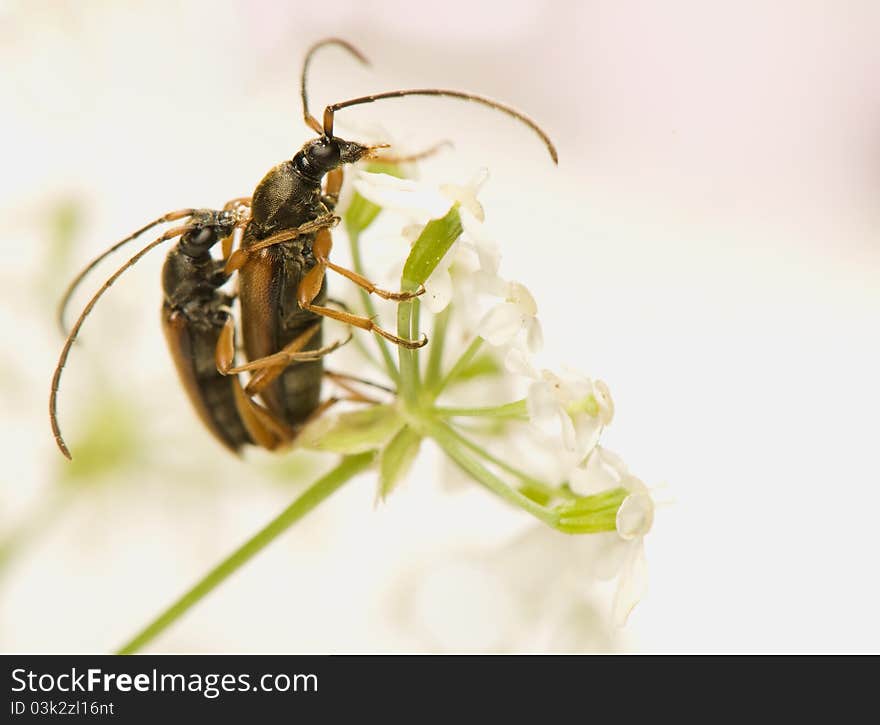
[1,0,879,652]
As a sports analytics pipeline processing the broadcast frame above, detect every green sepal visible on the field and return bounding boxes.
[401,205,463,288]
[378,426,422,501]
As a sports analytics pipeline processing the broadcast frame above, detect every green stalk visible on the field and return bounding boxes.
[424,306,450,390]
[425,419,558,527]
[411,295,421,380]
[435,399,527,419]
[397,296,420,405]
[397,205,462,406]
[441,423,575,501]
[435,337,483,394]
[116,452,376,654]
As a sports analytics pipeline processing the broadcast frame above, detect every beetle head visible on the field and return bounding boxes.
[298,136,386,181]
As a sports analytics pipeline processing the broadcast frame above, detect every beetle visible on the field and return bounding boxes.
[50,38,557,459]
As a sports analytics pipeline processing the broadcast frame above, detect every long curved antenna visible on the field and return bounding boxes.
[49,224,194,460]
[323,89,558,164]
[301,38,370,135]
[56,209,195,336]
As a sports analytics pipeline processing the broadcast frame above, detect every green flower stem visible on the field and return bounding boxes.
[435,399,528,419]
[441,423,575,501]
[424,306,450,390]
[556,509,622,534]
[556,487,628,534]
[434,336,483,394]
[411,295,421,377]
[397,297,420,405]
[116,452,376,655]
[397,205,463,405]
[560,486,628,514]
[347,228,399,385]
[425,419,559,527]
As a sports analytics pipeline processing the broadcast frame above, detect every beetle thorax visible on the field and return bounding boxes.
[249,160,325,238]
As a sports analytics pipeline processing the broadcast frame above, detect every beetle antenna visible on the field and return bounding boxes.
[49,224,194,460]
[56,210,196,336]
[301,38,370,136]
[323,89,558,164]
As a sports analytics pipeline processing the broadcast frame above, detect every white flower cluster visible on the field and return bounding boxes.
[354,169,655,626]
[354,170,541,351]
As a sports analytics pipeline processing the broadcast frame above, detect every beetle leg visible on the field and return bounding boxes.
[231,376,296,450]
[223,196,252,211]
[212,314,319,450]
[221,224,240,263]
[221,197,252,260]
[323,373,383,404]
[301,301,426,349]
[216,317,350,396]
[324,369,395,394]
[312,226,425,300]
[322,168,344,209]
[296,240,427,349]
[325,259,425,300]
[238,391,376,451]
[224,213,340,275]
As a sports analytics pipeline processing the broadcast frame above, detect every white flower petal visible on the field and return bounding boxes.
[401,223,424,244]
[478,302,523,346]
[507,281,537,316]
[539,368,564,393]
[597,447,629,479]
[440,168,489,221]
[592,379,614,426]
[571,413,602,461]
[593,533,629,580]
[468,167,490,196]
[612,540,648,627]
[473,269,508,297]
[558,368,592,402]
[354,172,451,219]
[449,241,479,273]
[616,491,655,540]
[621,474,652,501]
[444,186,485,223]
[424,266,454,313]
[460,210,501,275]
[474,238,501,276]
[525,317,544,353]
[571,446,623,493]
[557,409,578,451]
[526,381,559,423]
[504,348,538,379]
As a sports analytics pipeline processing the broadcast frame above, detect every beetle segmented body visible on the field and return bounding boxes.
[160,211,253,452]
[237,161,330,426]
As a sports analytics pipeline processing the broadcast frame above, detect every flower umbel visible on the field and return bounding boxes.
[335,163,657,626]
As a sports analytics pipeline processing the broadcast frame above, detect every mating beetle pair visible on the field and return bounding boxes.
[49,38,557,459]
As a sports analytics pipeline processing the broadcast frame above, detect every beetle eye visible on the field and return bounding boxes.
[190,227,215,248]
[308,140,338,166]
